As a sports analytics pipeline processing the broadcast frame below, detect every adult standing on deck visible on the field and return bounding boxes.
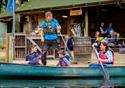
[39,11,61,66]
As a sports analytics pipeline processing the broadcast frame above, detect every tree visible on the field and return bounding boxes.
[0,0,2,12]
[0,0,7,13]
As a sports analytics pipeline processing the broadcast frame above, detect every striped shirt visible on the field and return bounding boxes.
[105,50,113,63]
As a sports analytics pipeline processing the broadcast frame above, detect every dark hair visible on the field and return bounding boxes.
[101,42,109,51]
[31,45,37,49]
[58,50,65,55]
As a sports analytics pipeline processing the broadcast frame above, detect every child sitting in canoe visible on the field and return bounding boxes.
[25,45,41,65]
[90,41,114,67]
[56,50,71,67]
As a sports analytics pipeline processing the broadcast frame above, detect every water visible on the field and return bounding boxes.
[0,77,124,88]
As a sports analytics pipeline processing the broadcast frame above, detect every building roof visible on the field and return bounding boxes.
[0,13,12,19]
[16,0,115,13]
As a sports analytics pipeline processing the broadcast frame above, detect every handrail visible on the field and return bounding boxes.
[26,37,42,53]
[91,37,125,39]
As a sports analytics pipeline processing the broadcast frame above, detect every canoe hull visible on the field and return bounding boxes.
[0,63,125,78]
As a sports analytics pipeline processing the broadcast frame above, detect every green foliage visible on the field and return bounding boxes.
[0,0,7,13]
[0,44,6,49]
[0,58,5,62]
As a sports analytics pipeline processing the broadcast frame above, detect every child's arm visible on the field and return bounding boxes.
[25,54,30,61]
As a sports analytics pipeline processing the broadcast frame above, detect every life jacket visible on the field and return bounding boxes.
[25,52,40,65]
[44,19,56,34]
[58,55,70,67]
[26,52,36,61]
[99,50,114,64]
[96,37,103,42]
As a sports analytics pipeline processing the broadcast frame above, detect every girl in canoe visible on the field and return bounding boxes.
[90,41,114,67]
[56,49,71,67]
[25,45,41,65]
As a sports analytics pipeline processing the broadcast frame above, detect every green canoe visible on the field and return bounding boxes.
[0,62,125,78]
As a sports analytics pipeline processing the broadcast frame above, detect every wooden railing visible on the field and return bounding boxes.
[14,33,66,60]
[14,33,125,60]
[91,37,125,53]
[26,37,42,53]
[26,36,56,59]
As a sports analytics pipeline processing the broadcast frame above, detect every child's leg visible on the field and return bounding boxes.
[38,59,42,65]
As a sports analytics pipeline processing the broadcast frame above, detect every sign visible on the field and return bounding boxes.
[70,9,82,16]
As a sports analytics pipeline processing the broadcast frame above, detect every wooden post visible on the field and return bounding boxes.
[9,36,14,62]
[12,0,15,35]
[5,34,9,62]
[15,14,20,32]
[85,9,89,37]
[12,0,16,60]
[67,16,71,36]
[23,16,31,34]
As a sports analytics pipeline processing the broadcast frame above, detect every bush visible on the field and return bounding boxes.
[0,44,6,49]
[0,58,5,62]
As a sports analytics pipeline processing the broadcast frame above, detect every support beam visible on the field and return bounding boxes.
[12,0,15,35]
[85,9,89,37]
[26,37,42,53]
[12,0,16,59]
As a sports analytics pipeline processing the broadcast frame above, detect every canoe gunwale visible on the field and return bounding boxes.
[0,62,125,78]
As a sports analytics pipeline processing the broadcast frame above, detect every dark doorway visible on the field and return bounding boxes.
[7,20,12,33]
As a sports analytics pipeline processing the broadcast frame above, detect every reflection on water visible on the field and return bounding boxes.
[0,77,125,88]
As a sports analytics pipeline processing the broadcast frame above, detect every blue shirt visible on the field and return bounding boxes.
[106,27,113,34]
[40,18,60,40]
[99,26,105,31]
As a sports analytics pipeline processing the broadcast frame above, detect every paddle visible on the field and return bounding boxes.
[59,33,76,63]
[92,45,110,85]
